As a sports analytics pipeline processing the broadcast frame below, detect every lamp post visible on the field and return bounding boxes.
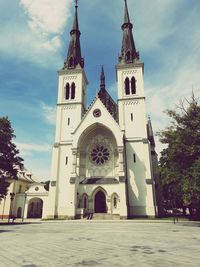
[22,193,27,222]
[1,196,6,220]
[8,192,15,223]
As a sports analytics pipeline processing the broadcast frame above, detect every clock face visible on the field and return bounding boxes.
[93,109,101,118]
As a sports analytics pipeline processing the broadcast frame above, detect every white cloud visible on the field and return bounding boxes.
[17,142,51,153]
[0,0,73,67]
[41,102,56,125]
[129,0,181,52]
[19,0,72,35]
[146,52,200,157]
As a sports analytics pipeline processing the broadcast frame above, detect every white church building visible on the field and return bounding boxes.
[0,0,159,221]
[43,0,158,220]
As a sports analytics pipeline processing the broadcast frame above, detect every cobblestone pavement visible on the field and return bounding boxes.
[0,220,200,267]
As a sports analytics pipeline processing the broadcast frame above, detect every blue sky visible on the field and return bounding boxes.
[0,0,200,181]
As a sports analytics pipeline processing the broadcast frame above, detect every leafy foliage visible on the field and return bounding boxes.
[0,117,24,198]
[158,95,200,217]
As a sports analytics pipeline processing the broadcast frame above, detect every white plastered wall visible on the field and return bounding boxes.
[117,62,155,217]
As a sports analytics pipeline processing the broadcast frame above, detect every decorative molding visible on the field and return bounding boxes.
[117,147,124,153]
[58,68,88,85]
[64,76,77,81]
[72,149,78,155]
[53,143,59,148]
[116,62,144,70]
[123,100,140,105]
[118,96,145,103]
[51,181,56,187]
[62,105,77,110]
[119,176,126,183]
[70,177,76,184]
[146,179,153,185]
[142,138,149,144]
[123,70,138,75]
[80,178,119,185]
[57,101,83,106]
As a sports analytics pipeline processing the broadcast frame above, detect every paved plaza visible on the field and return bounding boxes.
[0,220,200,267]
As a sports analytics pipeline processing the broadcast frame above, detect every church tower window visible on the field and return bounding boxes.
[126,50,131,62]
[83,196,88,209]
[125,77,130,95]
[71,82,76,99]
[131,113,133,121]
[113,196,117,208]
[69,57,74,68]
[131,76,136,94]
[65,83,70,99]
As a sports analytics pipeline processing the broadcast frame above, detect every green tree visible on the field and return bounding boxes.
[158,94,200,218]
[0,117,24,198]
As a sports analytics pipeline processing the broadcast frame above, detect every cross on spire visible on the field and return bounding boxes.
[74,0,78,8]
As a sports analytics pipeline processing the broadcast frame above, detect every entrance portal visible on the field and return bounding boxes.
[94,191,107,213]
[27,198,43,218]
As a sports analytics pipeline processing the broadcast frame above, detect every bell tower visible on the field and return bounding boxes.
[55,0,88,143]
[46,0,88,219]
[116,0,146,138]
[116,0,155,217]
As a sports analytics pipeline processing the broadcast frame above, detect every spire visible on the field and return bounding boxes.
[73,0,79,31]
[124,0,130,24]
[100,65,105,90]
[63,0,84,69]
[119,0,139,64]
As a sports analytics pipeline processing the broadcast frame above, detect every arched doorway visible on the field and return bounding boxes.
[95,191,107,213]
[27,198,43,218]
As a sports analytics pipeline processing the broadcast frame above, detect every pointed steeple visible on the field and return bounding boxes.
[124,0,130,24]
[100,65,105,90]
[119,0,139,64]
[97,66,118,122]
[64,0,84,69]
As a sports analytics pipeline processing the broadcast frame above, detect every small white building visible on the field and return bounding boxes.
[45,0,158,220]
[0,169,34,219]
[0,169,49,220]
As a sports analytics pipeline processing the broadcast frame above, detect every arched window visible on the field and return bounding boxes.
[84,197,87,209]
[125,77,130,95]
[82,194,88,209]
[71,82,75,99]
[131,76,136,94]
[126,50,131,62]
[113,197,117,209]
[65,83,70,99]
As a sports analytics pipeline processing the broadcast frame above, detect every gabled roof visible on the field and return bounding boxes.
[87,66,118,122]
[97,89,118,122]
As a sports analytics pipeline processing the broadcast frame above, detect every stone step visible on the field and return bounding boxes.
[90,213,120,220]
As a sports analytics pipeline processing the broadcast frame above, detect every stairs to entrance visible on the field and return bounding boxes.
[90,213,120,220]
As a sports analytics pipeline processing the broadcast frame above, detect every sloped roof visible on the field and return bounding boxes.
[97,89,118,122]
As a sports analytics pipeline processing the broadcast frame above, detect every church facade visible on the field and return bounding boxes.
[44,0,157,219]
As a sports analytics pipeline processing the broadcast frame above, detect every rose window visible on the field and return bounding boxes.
[90,145,110,165]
